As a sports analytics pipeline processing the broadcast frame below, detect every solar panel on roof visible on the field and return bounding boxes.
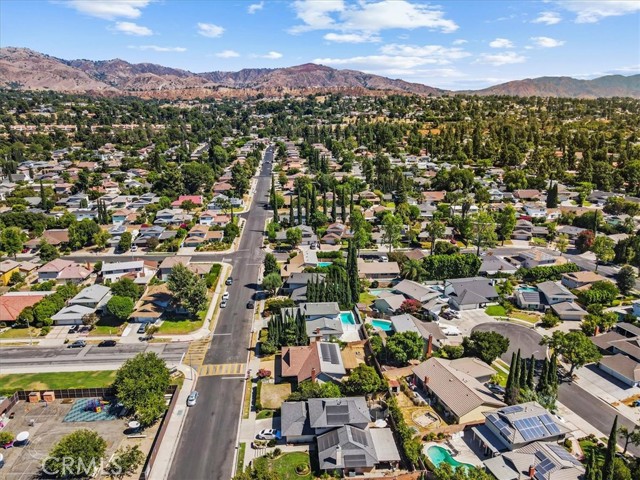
[501,405,524,414]
[320,343,331,362]
[350,428,369,446]
[317,430,339,452]
[540,414,562,435]
[534,451,557,479]
[329,344,341,364]
[488,414,513,438]
[326,404,349,415]
[344,454,368,467]
[548,444,582,466]
[514,418,548,441]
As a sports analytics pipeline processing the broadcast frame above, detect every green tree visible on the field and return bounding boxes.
[591,236,615,272]
[93,230,110,250]
[603,416,618,480]
[105,445,145,479]
[285,227,302,247]
[546,182,558,208]
[341,364,383,396]
[386,331,423,365]
[540,330,602,376]
[263,253,279,276]
[462,330,510,364]
[106,296,134,321]
[113,352,170,427]
[262,272,282,296]
[618,425,640,455]
[38,240,60,262]
[167,263,208,315]
[44,429,107,479]
[118,231,132,252]
[471,210,497,255]
[68,219,100,249]
[401,259,425,281]
[182,161,215,194]
[0,226,24,258]
[616,265,636,295]
[556,233,569,255]
[426,219,446,254]
[110,277,143,300]
[382,213,403,252]
[287,380,342,401]
[575,230,595,253]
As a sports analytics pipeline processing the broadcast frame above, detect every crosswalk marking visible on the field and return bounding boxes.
[185,339,209,369]
[198,363,246,377]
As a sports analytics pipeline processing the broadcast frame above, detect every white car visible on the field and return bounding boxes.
[222,292,230,300]
[220,300,228,308]
[256,429,281,441]
[186,391,199,407]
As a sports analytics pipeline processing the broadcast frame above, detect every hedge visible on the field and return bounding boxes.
[520,262,580,283]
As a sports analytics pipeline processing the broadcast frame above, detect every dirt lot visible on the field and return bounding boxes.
[0,398,159,479]
[260,383,292,410]
[395,391,443,437]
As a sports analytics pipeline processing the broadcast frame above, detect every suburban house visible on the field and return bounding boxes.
[158,256,192,281]
[444,277,499,310]
[24,229,69,250]
[281,342,346,384]
[171,195,203,207]
[479,254,518,276]
[282,302,343,341]
[549,301,588,321]
[373,293,406,314]
[389,314,447,354]
[599,355,640,387]
[68,284,112,311]
[515,289,543,311]
[130,285,182,323]
[0,291,54,323]
[592,324,640,387]
[357,259,400,282]
[412,357,506,424]
[282,273,326,295]
[51,304,95,325]
[38,259,91,284]
[561,271,609,290]
[101,261,147,282]
[0,259,20,286]
[483,441,584,480]
[392,279,440,303]
[537,281,587,321]
[281,397,400,475]
[471,402,570,455]
[517,249,557,269]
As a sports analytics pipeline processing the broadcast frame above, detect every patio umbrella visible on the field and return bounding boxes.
[16,432,29,442]
[374,419,387,428]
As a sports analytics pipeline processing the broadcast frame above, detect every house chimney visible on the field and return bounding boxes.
[335,445,342,467]
[427,334,433,358]
[594,325,600,336]
[311,367,317,384]
[528,465,535,479]
[424,376,429,385]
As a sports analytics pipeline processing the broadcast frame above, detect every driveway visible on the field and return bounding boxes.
[472,322,546,362]
[575,364,640,403]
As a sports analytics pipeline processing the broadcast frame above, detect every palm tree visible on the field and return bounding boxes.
[401,259,425,281]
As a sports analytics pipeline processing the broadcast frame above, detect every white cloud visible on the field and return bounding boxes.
[290,0,458,34]
[315,55,436,70]
[532,11,562,25]
[197,22,225,38]
[215,50,240,58]
[489,38,514,48]
[452,39,467,45]
[113,21,152,36]
[247,2,264,14]
[531,36,565,48]
[324,32,380,43]
[128,45,186,52]
[379,43,471,63]
[261,51,283,59]
[476,51,526,66]
[557,0,640,23]
[64,0,152,20]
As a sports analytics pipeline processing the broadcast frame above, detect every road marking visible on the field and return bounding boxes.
[198,363,245,376]
[212,332,232,336]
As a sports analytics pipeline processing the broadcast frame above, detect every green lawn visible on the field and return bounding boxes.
[491,366,508,387]
[359,292,376,305]
[256,409,275,420]
[485,305,507,316]
[157,317,204,334]
[270,452,312,480]
[0,371,117,395]
[0,327,41,339]
[88,317,127,336]
[510,310,540,324]
[236,442,246,474]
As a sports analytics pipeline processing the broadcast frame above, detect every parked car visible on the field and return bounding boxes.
[226,277,233,285]
[220,300,228,308]
[139,335,153,342]
[486,383,505,395]
[98,340,117,347]
[130,245,138,252]
[137,323,148,334]
[68,340,86,349]
[222,292,230,300]
[246,301,255,309]
[186,391,199,407]
[69,325,79,333]
[256,429,280,440]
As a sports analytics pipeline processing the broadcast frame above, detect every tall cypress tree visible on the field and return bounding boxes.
[297,191,302,225]
[602,416,618,480]
[527,355,535,390]
[349,188,354,219]
[346,241,359,304]
[548,353,558,393]
[537,358,548,393]
[289,196,295,226]
[305,193,311,226]
[331,185,337,222]
[341,187,347,223]
[505,352,517,405]
[322,191,327,216]
[270,175,279,223]
[519,358,528,389]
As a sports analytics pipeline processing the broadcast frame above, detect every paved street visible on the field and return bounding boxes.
[0,342,188,368]
[472,322,546,361]
[168,147,273,480]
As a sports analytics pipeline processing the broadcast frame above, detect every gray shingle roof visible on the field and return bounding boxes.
[317,426,377,470]
[308,397,370,429]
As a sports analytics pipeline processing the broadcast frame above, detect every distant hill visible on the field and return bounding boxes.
[464,75,640,98]
[1,47,638,99]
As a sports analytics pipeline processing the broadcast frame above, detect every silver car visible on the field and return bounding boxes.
[187,391,199,407]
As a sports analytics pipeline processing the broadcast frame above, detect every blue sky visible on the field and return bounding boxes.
[1,0,639,89]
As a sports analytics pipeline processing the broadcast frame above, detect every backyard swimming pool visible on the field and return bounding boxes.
[426,445,473,471]
[340,311,357,325]
[371,319,394,332]
[317,261,333,267]
[518,286,538,293]
[369,288,392,296]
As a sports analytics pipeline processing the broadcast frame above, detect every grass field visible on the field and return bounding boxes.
[0,371,117,395]
[157,317,204,334]
[88,317,127,336]
[359,292,377,305]
[236,442,246,474]
[260,383,291,409]
[0,327,41,339]
[510,310,540,324]
[492,366,508,387]
[485,305,507,316]
[269,452,312,480]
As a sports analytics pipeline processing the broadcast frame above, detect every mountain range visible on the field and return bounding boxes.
[1,47,639,100]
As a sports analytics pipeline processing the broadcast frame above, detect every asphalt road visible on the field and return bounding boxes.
[168,147,273,480]
[472,322,546,362]
[0,342,188,368]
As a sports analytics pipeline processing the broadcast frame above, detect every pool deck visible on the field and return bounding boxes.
[424,433,485,468]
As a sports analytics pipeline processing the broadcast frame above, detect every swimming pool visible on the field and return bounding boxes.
[518,286,538,293]
[371,319,394,332]
[426,445,473,471]
[370,288,392,296]
[340,311,356,325]
[317,261,333,267]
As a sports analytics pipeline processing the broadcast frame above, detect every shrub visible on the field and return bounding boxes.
[267,439,276,448]
[40,326,51,336]
[0,431,15,445]
[563,438,573,449]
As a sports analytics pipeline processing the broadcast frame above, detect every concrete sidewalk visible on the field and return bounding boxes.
[150,364,197,480]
